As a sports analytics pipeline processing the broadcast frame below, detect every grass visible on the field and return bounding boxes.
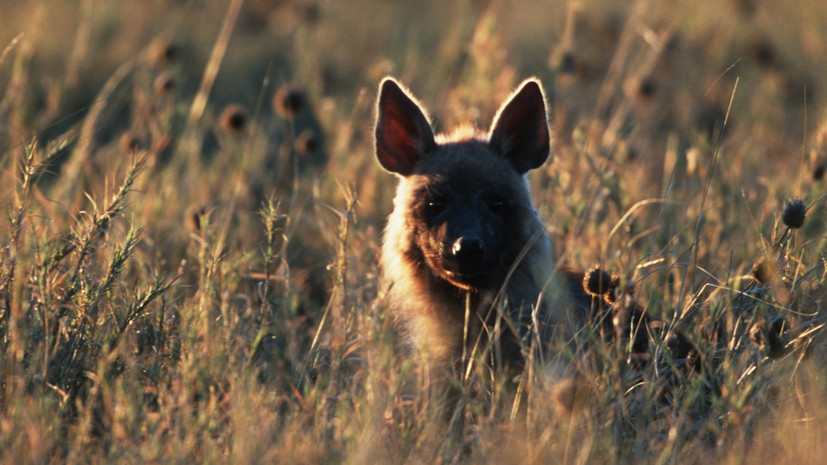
[1,0,826,463]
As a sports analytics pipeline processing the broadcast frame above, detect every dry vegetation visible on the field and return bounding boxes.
[1,0,826,463]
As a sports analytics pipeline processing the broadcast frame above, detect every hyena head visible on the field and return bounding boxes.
[375,78,551,292]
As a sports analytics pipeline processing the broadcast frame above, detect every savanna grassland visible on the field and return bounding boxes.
[1,0,826,463]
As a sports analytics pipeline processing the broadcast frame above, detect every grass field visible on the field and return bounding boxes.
[1,0,826,463]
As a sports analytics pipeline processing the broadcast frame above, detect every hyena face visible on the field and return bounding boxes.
[401,147,532,290]
[376,77,551,293]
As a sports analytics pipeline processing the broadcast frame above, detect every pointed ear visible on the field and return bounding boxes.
[488,79,550,174]
[375,78,436,176]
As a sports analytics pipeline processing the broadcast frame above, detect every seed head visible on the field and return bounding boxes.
[550,48,591,80]
[154,72,176,96]
[147,38,178,68]
[301,2,321,24]
[732,0,757,17]
[583,266,619,303]
[782,199,806,229]
[660,324,701,373]
[273,85,307,117]
[219,104,248,135]
[749,316,789,358]
[556,51,576,75]
[748,39,775,69]
[637,76,658,99]
[584,266,612,296]
[120,131,142,153]
[294,129,320,154]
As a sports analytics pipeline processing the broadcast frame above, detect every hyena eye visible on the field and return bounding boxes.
[426,199,446,217]
[487,198,505,213]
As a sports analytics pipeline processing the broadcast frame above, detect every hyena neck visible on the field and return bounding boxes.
[392,239,553,367]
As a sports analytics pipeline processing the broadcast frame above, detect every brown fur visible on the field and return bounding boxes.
[375,77,591,378]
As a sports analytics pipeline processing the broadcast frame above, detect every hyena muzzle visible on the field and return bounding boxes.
[374,77,590,377]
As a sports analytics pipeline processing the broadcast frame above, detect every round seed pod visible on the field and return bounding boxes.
[219,104,248,135]
[294,129,320,154]
[273,85,307,118]
[782,199,806,229]
[583,265,619,302]
[154,72,176,96]
[120,131,142,153]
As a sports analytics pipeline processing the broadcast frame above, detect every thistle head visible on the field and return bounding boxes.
[782,199,806,229]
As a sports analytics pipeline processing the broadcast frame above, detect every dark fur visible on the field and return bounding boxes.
[375,78,591,377]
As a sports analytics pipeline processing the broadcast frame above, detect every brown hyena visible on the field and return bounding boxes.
[375,77,591,380]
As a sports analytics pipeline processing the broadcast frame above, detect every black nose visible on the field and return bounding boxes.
[451,237,484,264]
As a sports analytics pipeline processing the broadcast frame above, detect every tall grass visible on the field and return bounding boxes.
[1,0,826,463]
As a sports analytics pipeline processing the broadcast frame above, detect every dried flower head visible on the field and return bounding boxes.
[636,76,658,99]
[583,265,620,305]
[644,320,700,373]
[749,316,789,358]
[782,199,807,229]
[219,104,248,135]
[301,2,321,24]
[748,39,775,69]
[294,129,320,154]
[625,74,659,108]
[154,72,176,96]
[814,162,825,181]
[556,50,577,75]
[550,48,592,80]
[120,131,142,153]
[583,266,616,298]
[732,0,758,17]
[273,85,307,117]
[147,38,178,68]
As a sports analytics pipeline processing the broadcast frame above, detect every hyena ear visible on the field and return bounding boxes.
[375,78,436,176]
[488,79,550,174]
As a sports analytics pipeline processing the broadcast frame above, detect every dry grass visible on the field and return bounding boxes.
[1,0,826,463]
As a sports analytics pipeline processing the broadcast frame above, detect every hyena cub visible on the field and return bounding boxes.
[375,77,589,378]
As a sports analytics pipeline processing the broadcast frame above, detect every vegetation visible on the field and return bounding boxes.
[1,0,825,463]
